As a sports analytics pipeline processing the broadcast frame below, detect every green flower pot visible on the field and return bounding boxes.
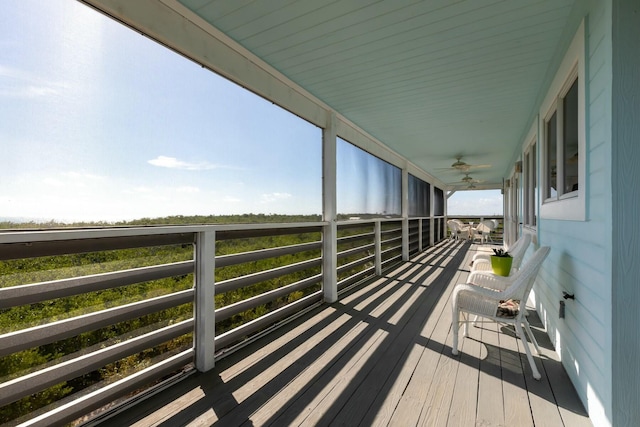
[491,256,513,276]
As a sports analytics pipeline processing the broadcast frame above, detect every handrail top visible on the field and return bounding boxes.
[0,216,436,245]
[0,221,329,244]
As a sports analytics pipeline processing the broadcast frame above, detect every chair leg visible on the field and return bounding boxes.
[452,308,460,355]
[462,313,469,337]
[523,318,541,355]
[515,322,541,380]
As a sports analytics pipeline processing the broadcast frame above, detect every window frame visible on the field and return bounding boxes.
[522,121,538,229]
[539,21,586,221]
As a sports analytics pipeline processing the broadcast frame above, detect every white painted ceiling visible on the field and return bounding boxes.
[111,0,581,189]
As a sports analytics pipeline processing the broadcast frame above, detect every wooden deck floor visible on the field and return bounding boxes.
[103,240,591,427]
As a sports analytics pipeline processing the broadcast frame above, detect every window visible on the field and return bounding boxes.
[524,141,537,227]
[408,174,430,217]
[433,187,445,217]
[521,120,538,229]
[544,77,578,200]
[563,80,579,194]
[336,138,401,217]
[545,113,558,199]
[540,21,585,221]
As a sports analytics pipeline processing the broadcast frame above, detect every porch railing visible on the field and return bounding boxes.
[0,216,440,426]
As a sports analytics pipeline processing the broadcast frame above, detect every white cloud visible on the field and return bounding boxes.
[260,192,292,203]
[61,171,104,181]
[148,155,217,171]
[123,186,153,194]
[222,196,242,203]
[0,84,61,99]
[176,186,200,193]
[43,171,105,188]
[42,177,64,187]
[0,64,66,98]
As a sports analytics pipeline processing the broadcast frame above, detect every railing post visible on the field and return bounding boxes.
[323,221,338,303]
[430,184,435,246]
[194,230,216,372]
[402,168,409,261]
[374,220,382,275]
[322,111,338,303]
[418,219,423,252]
[402,218,409,261]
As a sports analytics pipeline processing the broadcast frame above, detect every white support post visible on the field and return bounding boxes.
[194,231,216,372]
[322,111,338,303]
[401,168,409,261]
[430,184,435,246]
[374,220,382,275]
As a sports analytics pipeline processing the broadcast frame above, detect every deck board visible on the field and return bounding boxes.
[475,320,506,427]
[102,240,591,427]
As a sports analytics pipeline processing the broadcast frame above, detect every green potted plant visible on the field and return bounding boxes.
[490,248,513,276]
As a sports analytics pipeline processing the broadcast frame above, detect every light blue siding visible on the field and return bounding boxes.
[531,1,613,426]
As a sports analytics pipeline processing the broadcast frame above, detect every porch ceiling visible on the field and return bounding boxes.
[104,0,580,189]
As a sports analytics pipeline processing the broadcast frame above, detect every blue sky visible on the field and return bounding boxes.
[1,0,501,223]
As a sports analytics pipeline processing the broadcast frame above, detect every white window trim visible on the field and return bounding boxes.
[539,20,586,221]
[522,120,538,230]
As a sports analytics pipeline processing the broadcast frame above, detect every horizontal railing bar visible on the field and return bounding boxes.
[0,222,329,243]
[380,224,402,232]
[215,292,322,350]
[22,349,194,427]
[337,243,375,260]
[0,319,193,407]
[215,257,322,295]
[381,245,402,256]
[0,233,195,261]
[336,231,374,245]
[216,241,322,268]
[215,274,322,322]
[382,235,402,245]
[337,266,375,290]
[216,226,322,241]
[381,254,403,268]
[337,254,374,276]
[0,261,194,309]
[336,221,375,231]
[0,289,194,357]
[380,230,402,239]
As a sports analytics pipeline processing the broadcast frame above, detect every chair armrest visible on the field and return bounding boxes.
[452,283,505,313]
[471,258,491,272]
[468,270,511,291]
[472,253,491,262]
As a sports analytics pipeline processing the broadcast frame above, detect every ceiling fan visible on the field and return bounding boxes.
[442,156,492,172]
[447,173,485,185]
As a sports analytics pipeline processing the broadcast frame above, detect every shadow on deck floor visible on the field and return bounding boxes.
[101,240,591,427]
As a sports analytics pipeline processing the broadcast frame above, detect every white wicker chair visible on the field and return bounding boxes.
[447,219,470,241]
[470,221,492,244]
[471,233,532,274]
[483,219,497,243]
[446,220,457,240]
[451,246,551,380]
